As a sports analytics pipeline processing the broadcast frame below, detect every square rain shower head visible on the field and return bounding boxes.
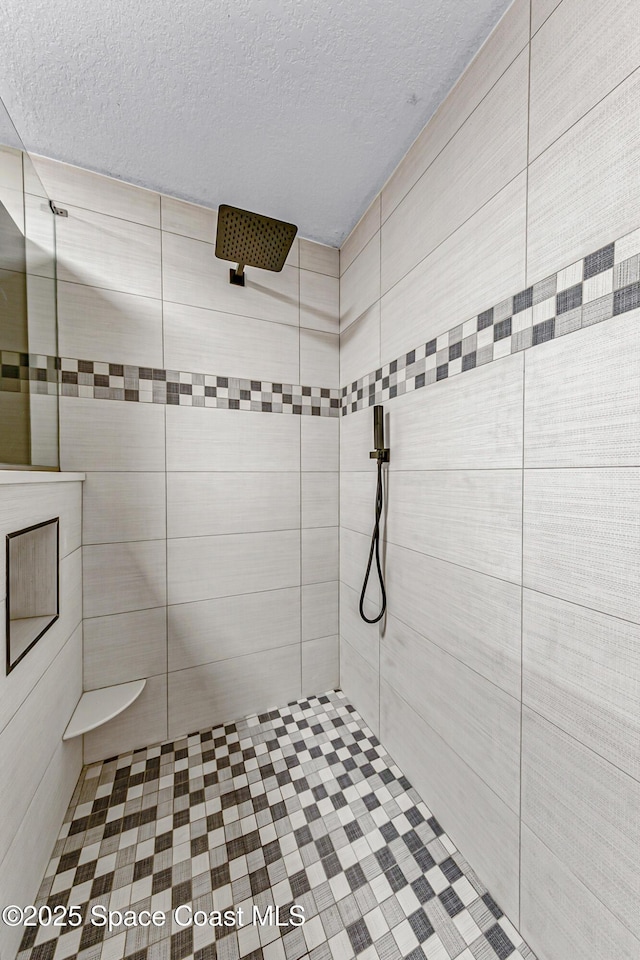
[215,204,298,285]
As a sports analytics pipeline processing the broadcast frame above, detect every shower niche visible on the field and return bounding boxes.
[5,517,59,673]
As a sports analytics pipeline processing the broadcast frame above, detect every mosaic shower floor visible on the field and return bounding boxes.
[18,691,536,960]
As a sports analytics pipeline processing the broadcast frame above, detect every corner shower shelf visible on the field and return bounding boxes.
[63,679,146,740]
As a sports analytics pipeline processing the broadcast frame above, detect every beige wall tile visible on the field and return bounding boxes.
[340,637,379,735]
[300,270,339,333]
[302,526,339,585]
[340,302,381,388]
[339,581,380,670]
[339,404,378,474]
[523,468,640,623]
[340,526,380,607]
[302,636,339,696]
[83,472,166,544]
[168,587,300,671]
[160,195,216,241]
[83,540,167,617]
[302,472,338,528]
[340,233,380,332]
[299,238,339,277]
[300,328,339,388]
[531,0,562,35]
[340,196,380,275]
[302,581,338,642]
[340,470,377,538]
[301,415,338,472]
[59,397,165,472]
[84,606,167,690]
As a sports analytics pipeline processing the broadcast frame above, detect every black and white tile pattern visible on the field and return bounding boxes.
[18,692,536,960]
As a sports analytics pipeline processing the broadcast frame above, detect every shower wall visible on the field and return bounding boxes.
[31,155,340,763]
[338,1,640,959]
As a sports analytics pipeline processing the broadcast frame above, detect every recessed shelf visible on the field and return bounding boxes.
[63,679,146,740]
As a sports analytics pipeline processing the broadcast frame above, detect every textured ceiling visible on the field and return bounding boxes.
[0,0,512,245]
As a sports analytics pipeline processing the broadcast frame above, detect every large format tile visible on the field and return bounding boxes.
[84,606,167,690]
[0,479,81,583]
[32,155,160,227]
[340,526,380,607]
[168,587,300,671]
[384,542,521,698]
[340,233,380,331]
[339,404,378,473]
[302,581,338,642]
[386,470,522,583]
[524,310,640,467]
[340,196,380,275]
[381,0,530,220]
[302,472,338,528]
[300,328,339,387]
[529,0,640,160]
[59,396,165,472]
[380,174,527,365]
[381,682,520,922]
[389,352,523,470]
[301,415,338,472]
[84,673,168,763]
[160,195,216,241]
[520,825,640,960]
[83,540,167,617]
[531,0,561,34]
[83,472,166,543]
[340,637,379,735]
[339,581,380,670]
[55,205,161,298]
[527,68,640,283]
[382,615,521,812]
[302,527,339,585]
[298,238,339,277]
[168,645,301,738]
[167,405,299,472]
[167,530,300,605]
[340,302,381,388]
[163,301,300,383]
[340,470,378,537]
[302,636,339,695]
[522,707,640,939]
[382,50,528,294]
[162,231,299,326]
[523,589,640,781]
[523,468,640,623]
[25,274,57,356]
[300,270,339,333]
[57,281,163,367]
[167,472,299,538]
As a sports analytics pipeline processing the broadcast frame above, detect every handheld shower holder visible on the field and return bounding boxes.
[369,449,390,462]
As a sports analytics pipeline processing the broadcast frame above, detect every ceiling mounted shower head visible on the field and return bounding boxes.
[215,204,298,286]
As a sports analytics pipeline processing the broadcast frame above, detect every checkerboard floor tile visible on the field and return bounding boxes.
[17,692,537,960]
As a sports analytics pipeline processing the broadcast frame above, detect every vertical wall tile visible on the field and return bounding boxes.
[302,472,338,528]
[302,527,339,585]
[302,581,338,641]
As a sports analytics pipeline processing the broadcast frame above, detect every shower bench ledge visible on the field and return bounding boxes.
[63,679,146,739]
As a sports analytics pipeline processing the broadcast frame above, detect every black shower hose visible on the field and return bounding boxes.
[359,458,387,623]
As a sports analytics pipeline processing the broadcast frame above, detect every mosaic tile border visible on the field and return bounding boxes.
[341,228,640,415]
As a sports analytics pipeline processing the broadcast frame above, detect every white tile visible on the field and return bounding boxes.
[390,352,523,469]
[302,527,339,585]
[0,735,82,960]
[0,625,81,865]
[32,155,160,227]
[163,300,300,384]
[385,542,521,698]
[301,415,338,472]
[340,470,378,538]
[300,328,339,387]
[382,50,528,294]
[339,527,380,607]
[168,587,300,671]
[84,673,168,763]
[161,195,216,241]
[59,397,165,472]
[302,581,338,642]
[167,530,300,605]
[380,174,527,366]
[382,615,520,812]
[341,196,380,275]
[84,606,167,690]
[302,636,339,696]
[523,468,640,622]
[167,405,299,472]
[520,825,640,960]
[531,0,561,33]
[381,0,530,220]
[83,540,167,617]
[167,472,299,537]
[340,233,380,334]
[387,470,522,583]
[162,231,299,325]
[299,238,339,277]
[530,0,640,160]
[522,707,640,939]
[25,274,57,356]
[302,472,338,528]
[168,646,301,738]
[57,281,163,368]
[339,404,378,473]
[55,204,161,298]
[340,302,381,388]
[381,681,520,921]
[528,68,640,283]
[523,590,640,781]
[300,270,339,333]
[83,472,166,544]
[524,310,640,466]
[0,548,81,735]
[340,637,379,736]
[339,581,380,670]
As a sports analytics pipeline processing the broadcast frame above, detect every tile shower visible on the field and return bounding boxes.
[1,3,639,960]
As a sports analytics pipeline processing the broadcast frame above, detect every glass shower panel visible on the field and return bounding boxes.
[0,93,59,469]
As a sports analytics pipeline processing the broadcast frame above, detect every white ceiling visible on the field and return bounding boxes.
[0,0,512,246]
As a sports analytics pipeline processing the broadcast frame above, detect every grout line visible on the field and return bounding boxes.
[160,215,170,744]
